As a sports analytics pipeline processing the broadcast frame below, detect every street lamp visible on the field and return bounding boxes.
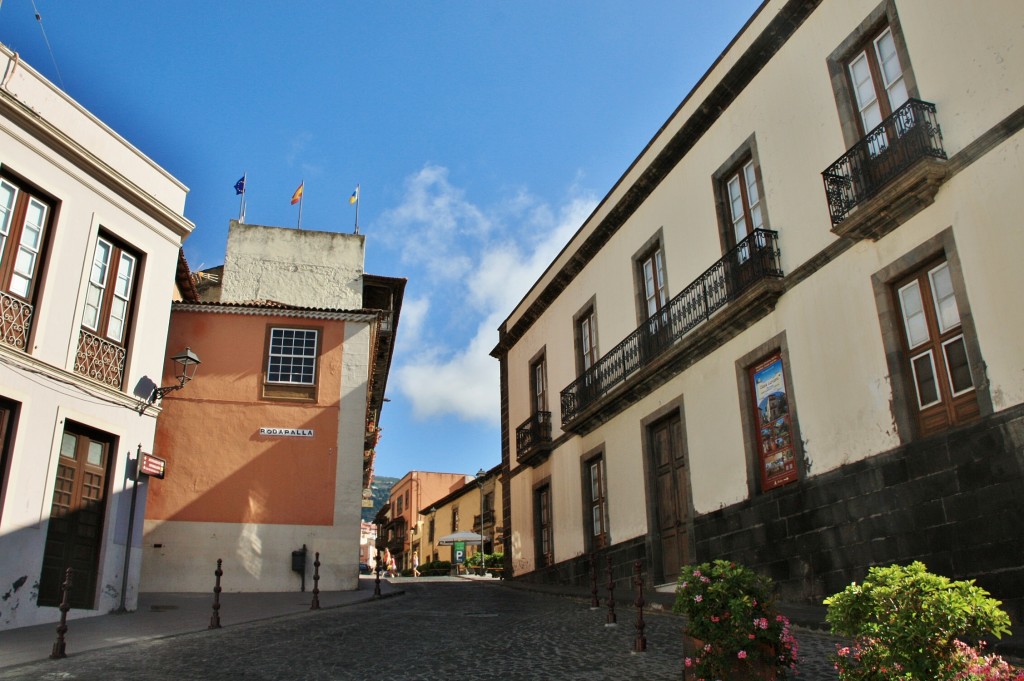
[476,468,486,576]
[429,506,437,562]
[141,347,201,411]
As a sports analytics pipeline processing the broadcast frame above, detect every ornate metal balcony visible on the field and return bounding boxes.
[516,410,553,466]
[561,229,782,425]
[0,291,33,351]
[823,99,947,239]
[74,329,127,389]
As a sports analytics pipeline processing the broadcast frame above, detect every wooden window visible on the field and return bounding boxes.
[396,494,403,516]
[74,234,141,389]
[724,159,764,261]
[535,485,553,567]
[262,326,320,400]
[847,26,908,137]
[82,236,139,345]
[827,3,919,151]
[451,506,459,533]
[639,246,667,319]
[0,174,53,304]
[894,260,978,436]
[530,354,548,413]
[586,455,608,550]
[576,307,598,373]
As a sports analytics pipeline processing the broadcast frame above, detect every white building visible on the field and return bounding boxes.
[492,0,1024,619]
[0,45,193,629]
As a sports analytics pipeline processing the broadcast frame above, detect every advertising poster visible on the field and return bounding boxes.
[750,353,797,489]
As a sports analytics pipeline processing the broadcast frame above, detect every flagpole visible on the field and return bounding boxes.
[297,183,304,229]
[238,172,247,223]
[354,184,360,235]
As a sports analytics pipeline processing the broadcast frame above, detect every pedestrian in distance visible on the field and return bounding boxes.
[413,553,420,577]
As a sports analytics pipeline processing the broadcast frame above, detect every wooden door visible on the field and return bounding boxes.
[651,414,689,583]
[38,426,111,608]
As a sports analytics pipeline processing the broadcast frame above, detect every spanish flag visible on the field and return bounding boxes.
[349,185,359,205]
[291,182,304,205]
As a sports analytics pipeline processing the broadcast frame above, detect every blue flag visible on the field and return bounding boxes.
[234,176,246,195]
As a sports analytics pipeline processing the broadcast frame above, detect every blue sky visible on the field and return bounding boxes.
[0,1,762,479]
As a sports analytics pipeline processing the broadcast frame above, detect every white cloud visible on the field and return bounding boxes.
[383,165,597,424]
[396,296,429,347]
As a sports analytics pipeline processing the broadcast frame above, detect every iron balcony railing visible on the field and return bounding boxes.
[74,329,127,389]
[0,291,33,351]
[822,98,945,226]
[515,410,553,463]
[561,229,782,424]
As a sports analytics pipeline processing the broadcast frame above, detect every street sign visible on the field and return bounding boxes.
[454,541,465,564]
[139,452,166,479]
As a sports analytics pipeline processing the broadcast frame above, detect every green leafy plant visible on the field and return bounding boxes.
[824,561,1015,680]
[673,559,798,679]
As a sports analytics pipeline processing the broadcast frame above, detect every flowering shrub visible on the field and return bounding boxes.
[950,641,1024,681]
[673,560,798,679]
[825,562,1016,680]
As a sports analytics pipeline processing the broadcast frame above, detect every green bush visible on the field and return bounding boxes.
[464,552,504,569]
[673,559,798,679]
[418,560,451,576]
[824,561,1013,680]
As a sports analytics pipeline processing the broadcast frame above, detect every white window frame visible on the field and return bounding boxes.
[267,327,319,385]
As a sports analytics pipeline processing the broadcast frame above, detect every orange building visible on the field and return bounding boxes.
[142,222,403,592]
[381,471,471,571]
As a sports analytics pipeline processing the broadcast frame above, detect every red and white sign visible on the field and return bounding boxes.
[139,452,167,479]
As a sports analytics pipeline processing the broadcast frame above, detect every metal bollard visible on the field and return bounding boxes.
[208,558,223,629]
[605,555,617,626]
[633,560,647,653]
[49,568,73,659]
[590,553,600,609]
[310,552,321,610]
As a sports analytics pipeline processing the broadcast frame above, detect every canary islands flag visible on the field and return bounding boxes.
[349,186,359,204]
[291,182,304,205]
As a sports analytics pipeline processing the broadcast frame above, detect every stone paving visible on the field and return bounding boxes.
[0,579,843,680]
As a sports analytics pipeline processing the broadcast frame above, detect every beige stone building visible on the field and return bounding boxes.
[0,46,192,629]
[491,0,1024,618]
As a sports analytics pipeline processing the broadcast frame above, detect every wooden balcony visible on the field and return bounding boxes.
[74,329,126,389]
[0,291,33,351]
[560,230,784,433]
[516,410,553,467]
[822,99,947,241]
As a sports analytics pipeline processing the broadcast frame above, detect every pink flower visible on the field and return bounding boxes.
[694,595,703,602]
[710,615,720,622]
[684,658,692,668]
[738,650,747,659]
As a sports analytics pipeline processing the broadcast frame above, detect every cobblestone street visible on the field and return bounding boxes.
[0,579,842,680]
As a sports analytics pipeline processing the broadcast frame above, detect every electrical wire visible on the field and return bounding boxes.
[29,0,63,89]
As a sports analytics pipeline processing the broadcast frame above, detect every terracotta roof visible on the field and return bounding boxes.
[175,249,200,302]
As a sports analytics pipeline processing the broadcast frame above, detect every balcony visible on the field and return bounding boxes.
[0,291,33,351]
[561,229,783,430]
[822,99,947,241]
[74,330,127,389]
[473,510,497,533]
[516,410,553,467]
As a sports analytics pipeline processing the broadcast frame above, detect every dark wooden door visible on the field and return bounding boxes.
[651,414,689,583]
[38,426,110,608]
